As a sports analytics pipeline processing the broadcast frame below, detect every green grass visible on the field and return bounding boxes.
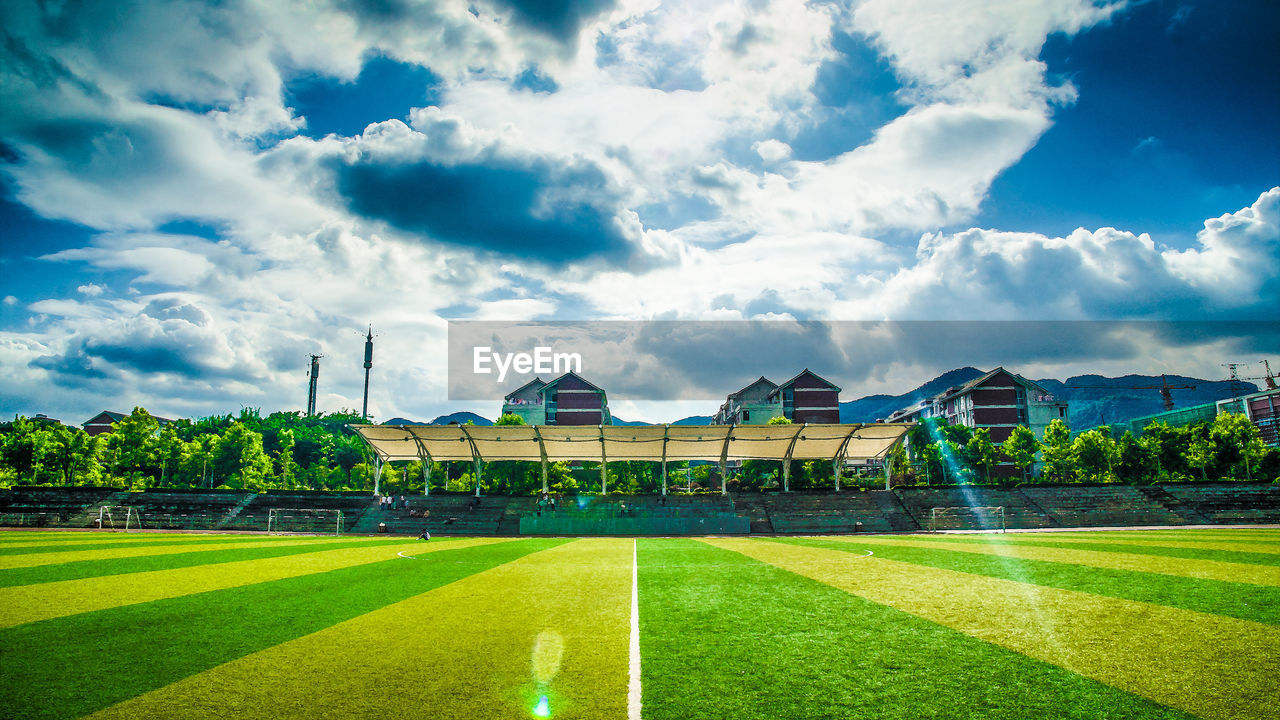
[770,536,1280,625]
[0,529,1274,719]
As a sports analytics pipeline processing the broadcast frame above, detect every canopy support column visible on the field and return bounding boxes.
[373,454,383,496]
[600,426,608,495]
[533,427,549,494]
[833,458,841,492]
[457,424,483,497]
[719,430,732,496]
[661,426,669,496]
[781,424,804,493]
[410,434,433,497]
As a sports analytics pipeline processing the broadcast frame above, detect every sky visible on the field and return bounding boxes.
[1,0,1277,425]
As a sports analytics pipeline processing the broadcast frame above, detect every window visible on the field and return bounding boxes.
[742,410,750,421]
[1059,407,1066,418]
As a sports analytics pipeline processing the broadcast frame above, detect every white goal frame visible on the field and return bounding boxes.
[98,506,142,532]
[267,508,344,535]
[929,505,1006,533]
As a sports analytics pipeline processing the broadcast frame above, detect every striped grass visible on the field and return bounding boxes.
[0,536,415,587]
[775,536,1280,625]
[639,538,1193,720]
[0,538,563,720]
[706,537,1280,720]
[88,538,633,720]
[0,538,511,628]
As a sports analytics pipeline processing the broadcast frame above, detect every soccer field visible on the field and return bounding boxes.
[1,529,1277,720]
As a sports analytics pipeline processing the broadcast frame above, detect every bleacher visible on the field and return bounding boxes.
[1019,485,1186,527]
[221,492,375,533]
[519,494,749,535]
[762,490,894,533]
[894,487,1054,530]
[731,492,774,533]
[112,490,252,530]
[3,483,1277,534]
[363,494,509,536]
[0,486,117,527]
[1159,483,1280,524]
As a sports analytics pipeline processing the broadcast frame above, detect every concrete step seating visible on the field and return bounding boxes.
[0,487,117,527]
[894,487,1053,530]
[221,492,375,532]
[1159,483,1280,524]
[763,490,894,533]
[1020,485,1186,527]
[112,491,252,530]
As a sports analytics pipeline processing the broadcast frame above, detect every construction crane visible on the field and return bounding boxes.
[1221,360,1279,392]
[1066,374,1196,412]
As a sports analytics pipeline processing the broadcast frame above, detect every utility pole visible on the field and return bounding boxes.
[362,327,374,422]
[306,354,322,416]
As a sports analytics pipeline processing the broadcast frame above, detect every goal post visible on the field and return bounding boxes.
[97,506,142,532]
[267,508,344,535]
[928,506,1005,533]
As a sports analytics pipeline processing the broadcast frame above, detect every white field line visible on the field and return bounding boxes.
[628,538,642,720]
[397,551,417,559]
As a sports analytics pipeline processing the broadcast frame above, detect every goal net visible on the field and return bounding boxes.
[267,508,344,535]
[929,506,1006,533]
[97,506,142,531]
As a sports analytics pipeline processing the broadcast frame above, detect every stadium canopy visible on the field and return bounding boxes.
[350,423,911,495]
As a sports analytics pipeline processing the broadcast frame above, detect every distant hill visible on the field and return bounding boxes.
[1037,375,1257,430]
[610,417,651,426]
[382,412,494,426]
[840,367,986,423]
[672,415,714,425]
[840,368,1258,430]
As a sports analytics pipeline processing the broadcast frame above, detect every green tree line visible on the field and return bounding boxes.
[896,414,1277,485]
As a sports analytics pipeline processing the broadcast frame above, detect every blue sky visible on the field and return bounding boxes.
[0,0,1276,424]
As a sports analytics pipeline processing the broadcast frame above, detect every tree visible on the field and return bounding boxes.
[108,408,161,485]
[1039,419,1074,482]
[155,424,186,486]
[209,422,272,490]
[965,429,998,484]
[495,413,527,426]
[1185,435,1214,481]
[1072,429,1119,483]
[2,417,43,484]
[1002,425,1040,482]
[276,429,298,487]
[1116,431,1156,484]
[1210,413,1267,481]
[767,416,793,425]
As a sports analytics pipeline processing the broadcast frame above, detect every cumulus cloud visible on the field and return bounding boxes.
[1,0,1272,424]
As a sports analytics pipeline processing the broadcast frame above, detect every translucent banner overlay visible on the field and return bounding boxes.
[446,320,1278,402]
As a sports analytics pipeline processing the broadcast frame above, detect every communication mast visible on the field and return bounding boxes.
[306,354,323,416]
[362,327,374,422]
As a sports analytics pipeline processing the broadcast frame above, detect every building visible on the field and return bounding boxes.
[1130,387,1280,447]
[773,369,842,424]
[1217,388,1279,447]
[81,410,173,436]
[713,377,780,425]
[714,369,842,425]
[500,372,612,426]
[887,367,1069,476]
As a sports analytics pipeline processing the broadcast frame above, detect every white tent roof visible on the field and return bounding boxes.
[350,423,910,464]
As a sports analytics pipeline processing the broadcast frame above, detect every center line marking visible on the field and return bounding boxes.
[628,538,642,720]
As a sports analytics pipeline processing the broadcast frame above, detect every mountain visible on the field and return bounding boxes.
[839,367,986,423]
[840,368,1258,430]
[610,417,651,426]
[1038,375,1257,430]
[672,415,714,425]
[381,412,494,426]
